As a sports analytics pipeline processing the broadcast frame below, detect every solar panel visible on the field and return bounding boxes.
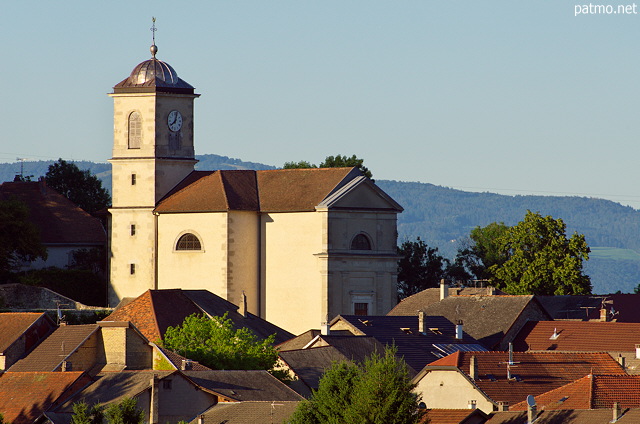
[432,343,488,356]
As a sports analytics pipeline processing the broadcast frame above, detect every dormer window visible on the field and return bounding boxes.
[128,111,142,149]
[176,233,202,251]
[351,234,372,250]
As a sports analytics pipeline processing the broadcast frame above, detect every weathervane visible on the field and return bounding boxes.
[150,17,158,58]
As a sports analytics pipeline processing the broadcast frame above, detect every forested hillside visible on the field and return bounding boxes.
[2,156,638,293]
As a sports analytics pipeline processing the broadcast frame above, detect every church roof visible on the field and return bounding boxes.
[155,167,398,213]
[113,45,195,94]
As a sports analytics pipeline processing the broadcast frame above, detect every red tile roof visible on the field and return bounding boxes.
[512,320,640,352]
[0,181,105,244]
[510,374,640,411]
[0,371,90,424]
[155,168,359,213]
[427,351,626,407]
[422,408,488,424]
[0,312,53,353]
[104,289,294,345]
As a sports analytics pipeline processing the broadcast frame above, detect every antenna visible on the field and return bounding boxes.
[16,157,27,177]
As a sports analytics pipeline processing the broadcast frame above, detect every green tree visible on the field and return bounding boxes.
[0,199,47,276]
[162,313,278,371]
[104,398,144,424]
[490,210,592,295]
[288,346,425,424]
[45,159,111,214]
[283,154,373,180]
[397,237,449,300]
[453,222,510,280]
[71,401,104,424]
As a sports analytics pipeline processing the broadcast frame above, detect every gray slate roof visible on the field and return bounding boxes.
[182,370,304,402]
[278,345,353,391]
[190,401,300,424]
[8,324,98,372]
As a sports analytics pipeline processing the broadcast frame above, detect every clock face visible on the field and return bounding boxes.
[167,110,183,132]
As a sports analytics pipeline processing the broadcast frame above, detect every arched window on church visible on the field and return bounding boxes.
[351,233,372,250]
[128,111,142,149]
[176,233,202,251]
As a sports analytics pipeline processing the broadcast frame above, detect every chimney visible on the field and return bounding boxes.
[486,285,495,296]
[468,400,477,410]
[321,322,330,336]
[455,320,463,340]
[635,344,640,360]
[181,359,193,371]
[470,356,478,380]
[613,402,622,422]
[418,311,426,334]
[618,354,626,369]
[497,401,509,411]
[600,307,609,322]
[440,279,449,300]
[150,375,159,424]
[198,415,205,424]
[527,396,537,424]
[508,342,514,365]
[239,291,248,318]
[61,361,69,372]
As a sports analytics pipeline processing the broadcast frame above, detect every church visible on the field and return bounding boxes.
[107,41,403,334]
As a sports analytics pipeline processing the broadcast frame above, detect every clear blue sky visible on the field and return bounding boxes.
[3,1,640,208]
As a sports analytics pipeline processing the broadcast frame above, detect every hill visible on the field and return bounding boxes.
[2,156,638,294]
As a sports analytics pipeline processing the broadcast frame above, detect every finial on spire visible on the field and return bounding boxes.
[150,17,158,58]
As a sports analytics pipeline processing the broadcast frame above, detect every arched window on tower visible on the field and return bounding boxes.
[128,111,142,149]
[351,233,372,250]
[176,233,202,251]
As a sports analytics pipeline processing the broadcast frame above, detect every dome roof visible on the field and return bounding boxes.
[113,45,195,94]
[129,58,179,85]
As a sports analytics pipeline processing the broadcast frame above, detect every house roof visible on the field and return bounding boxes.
[190,401,300,424]
[487,409,640,423]
[181,370,304,401]
[0,312,53,353]
[278,345,354,390]
[0,371,91,424]
[422,408,489,424]
[54,370,176,412]
[413,295,551,349]
[154,345,213,371]
[509,374,640,411]
[535,294,640,322]
[277,329,321,351]
[330,315,485,374]
[0,180,105,245]
[8,324,99,372]
[425,351,626,407]
[512,320,640,352]
[104,289,293,345]
[155,167,400,213]
[389,286,506,316]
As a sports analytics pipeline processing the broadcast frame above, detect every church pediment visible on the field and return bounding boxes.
[317,176,403,212]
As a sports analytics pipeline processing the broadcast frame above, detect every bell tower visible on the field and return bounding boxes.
[108,22,199,305]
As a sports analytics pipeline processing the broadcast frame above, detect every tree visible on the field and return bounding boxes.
[71,401,104,424]
[288,346,425,424]
[104,398,144,424]
[283,154,373,180]
[397,237,448,300]
[0,199,47,276]
[490,210,592,295]
[45,159,111,214]
[162,313,278,371]
[453,222,510,281]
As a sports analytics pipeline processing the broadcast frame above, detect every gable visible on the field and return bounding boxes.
[318,176,403,211]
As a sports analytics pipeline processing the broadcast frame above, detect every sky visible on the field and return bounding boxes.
[2,1,640,209]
